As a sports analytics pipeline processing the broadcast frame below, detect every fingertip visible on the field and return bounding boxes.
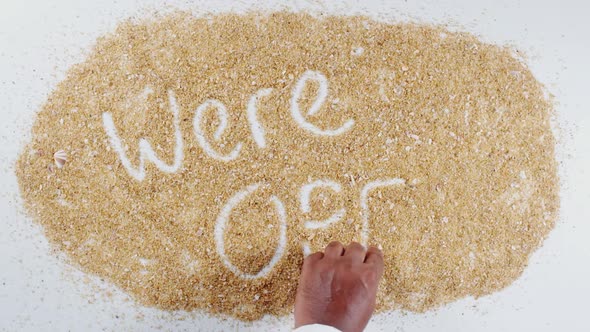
[343,241,367,262]
[327,240,343,248]
[304,251,324,264]
[324,241,345,258]
[364,245,384,264]
[368,245,383,254]
[347,241,365,250]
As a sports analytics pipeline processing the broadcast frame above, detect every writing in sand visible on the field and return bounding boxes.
[103,69,403,280]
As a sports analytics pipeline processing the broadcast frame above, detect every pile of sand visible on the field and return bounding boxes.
[16,12,558,320]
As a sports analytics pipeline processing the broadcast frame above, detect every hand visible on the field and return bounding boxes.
[294,241,384,332]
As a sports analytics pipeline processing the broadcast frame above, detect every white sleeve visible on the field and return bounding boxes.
[293,324,342,332]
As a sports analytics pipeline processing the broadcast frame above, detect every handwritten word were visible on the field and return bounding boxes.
[102,70,355,181]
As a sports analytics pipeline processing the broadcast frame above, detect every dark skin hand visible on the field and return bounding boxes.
[294,241,385,332]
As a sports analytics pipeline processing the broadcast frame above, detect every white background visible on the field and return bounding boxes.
[1,0,589,331]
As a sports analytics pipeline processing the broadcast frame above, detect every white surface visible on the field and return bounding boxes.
[1,0,589,331]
